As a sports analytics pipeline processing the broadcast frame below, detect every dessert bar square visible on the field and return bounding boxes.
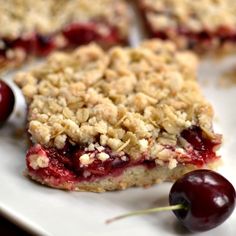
[15,40,221,192]
[139,0,236,55]
[0,0,129,72]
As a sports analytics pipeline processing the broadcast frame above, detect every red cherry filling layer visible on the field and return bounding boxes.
[26,126,221,185]
[62,23,124,46]
[139,6,236,50]
[180,126,221,166]
[0,22,124,60]
[151,27,236,50]
[0,34,56,58]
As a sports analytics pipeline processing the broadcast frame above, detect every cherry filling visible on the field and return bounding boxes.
[35,35,57,56]
[15,34,57,56]
[0,49,6,58]
[26,126,221,185]
[0,22,124,60]
[0,34,56,58]
[27,127,221,184]
[140,3,236,49]
[150,27,236,50]
[62,23,123,46]
[180,126,221,166]
[26,144,134,183]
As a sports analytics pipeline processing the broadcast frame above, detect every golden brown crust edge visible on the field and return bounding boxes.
[27,162,220,192]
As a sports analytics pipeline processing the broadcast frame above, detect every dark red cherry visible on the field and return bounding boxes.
[0,49,7,58]
[36,34,56,56]
[169,169,236,232]
[12,34,37,53]
[62,23,100,45]
[0,80,15,126]
[106,169,235,232]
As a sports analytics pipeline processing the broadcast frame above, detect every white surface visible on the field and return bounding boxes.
[1,12,236,236]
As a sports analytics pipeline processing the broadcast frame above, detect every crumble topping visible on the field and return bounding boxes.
[28,144,50,170]
[168,158,178,169]
[97,152,110,162]
[28,153,49,170]
[15,40,217,159]
[139,139,149,152]
[79,153,94,166]
[0,0,129,39]
[140,0,236,32]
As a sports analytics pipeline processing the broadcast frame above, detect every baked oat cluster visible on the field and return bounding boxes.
[140,0,236,32]
[15,40,218,163]
[0,0,128,39]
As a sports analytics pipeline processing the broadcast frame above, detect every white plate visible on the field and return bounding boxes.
[1,12,236,235]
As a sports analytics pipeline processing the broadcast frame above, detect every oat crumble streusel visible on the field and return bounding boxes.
[140,0,236,32]
[0,0,129,39]
[15,40,219,161]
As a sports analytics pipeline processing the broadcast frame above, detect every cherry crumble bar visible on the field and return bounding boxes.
[0,0,129,72]
[139,0,236,55]
[15,40,222,192]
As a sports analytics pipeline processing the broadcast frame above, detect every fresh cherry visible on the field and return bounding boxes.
[0,80,15,126]
[106,169,236,233]
[169,169,236,232]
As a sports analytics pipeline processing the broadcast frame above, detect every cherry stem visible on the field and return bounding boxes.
[106,204,186,224]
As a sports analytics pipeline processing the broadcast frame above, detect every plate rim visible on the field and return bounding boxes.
[0,203,50,236]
